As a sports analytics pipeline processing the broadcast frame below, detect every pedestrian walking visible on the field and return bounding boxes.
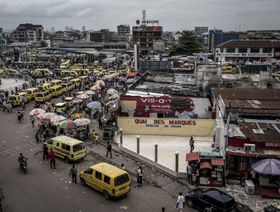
[43,144,49,160]
[176,192,185,212]
[137,166,143,186]
[35,130,40,143]
[49,148,56,169]
[121,163,125,170]
[187,165,193,185]
[106,142,112,158]
[31,116,35,127]
[161,207,165,212]
[69,165,77,184]
[189,136,194,153]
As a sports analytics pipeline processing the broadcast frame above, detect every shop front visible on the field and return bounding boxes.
[186,151,225,187]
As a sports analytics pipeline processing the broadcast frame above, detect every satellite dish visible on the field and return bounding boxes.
[136,20,140,25]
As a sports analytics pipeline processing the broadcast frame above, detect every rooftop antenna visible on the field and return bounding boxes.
[142,10,146,24]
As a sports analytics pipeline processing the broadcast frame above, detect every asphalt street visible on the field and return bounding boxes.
[0,102,196,212]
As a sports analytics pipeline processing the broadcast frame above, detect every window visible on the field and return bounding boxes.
[104,175,111,184]
[251,48,259,53]
[62,143,70,151]
[84,168,93,175]
[263,48,272,53]
[226,48,235,53]
[239,48,247,53]
[56,143,59,147]
[73,143,85,152]
[95,171,102,180]
[115,174,129,186]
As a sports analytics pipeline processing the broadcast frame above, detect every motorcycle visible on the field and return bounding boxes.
[18,158,28,174]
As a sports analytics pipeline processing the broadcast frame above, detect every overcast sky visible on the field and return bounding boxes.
[0,0,279,32]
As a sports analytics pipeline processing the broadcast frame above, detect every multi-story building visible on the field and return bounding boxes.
[11,23,44,42]
[117,25,130,35]
[209,29,239,53]
[195,26,208,37]
[215,40,280,62]
[87,29,117,42]
[247,30,280,40]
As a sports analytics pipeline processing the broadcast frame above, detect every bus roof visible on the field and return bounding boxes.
[90,162,127,178]
[51,135,83,146]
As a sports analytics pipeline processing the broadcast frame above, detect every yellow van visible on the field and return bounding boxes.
[24,88,38,101]
[38,83,51,91]
[62,82,74,92]
[50,79,62,87]
[78,75,88,83]
[54,102,67,114]
[45,135,86,162]
[64,97,74,108]
[8,92,28,106]
[70,78,81,88]
[62,77,73,83]
[61,70,78,78]
[49,85,64,97]
[35,91,51,103]
[79,162,131,199]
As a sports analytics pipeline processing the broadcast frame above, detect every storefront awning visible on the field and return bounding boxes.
[211,159,224,166]
[186,152,199,161]
[200,161,212,169]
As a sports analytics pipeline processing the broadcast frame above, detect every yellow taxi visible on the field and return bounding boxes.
[80,162,131,199]
[24,88,38,101]
[37,83,52,91]
[35,91,51,103]
[8,92,28,106]
[49,85,64,97]
[45,135,86,162]
[50,79,62,87]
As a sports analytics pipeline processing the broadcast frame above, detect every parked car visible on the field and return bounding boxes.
[186,188,237,212]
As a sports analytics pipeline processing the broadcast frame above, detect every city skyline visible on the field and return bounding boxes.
[0,0,280,32]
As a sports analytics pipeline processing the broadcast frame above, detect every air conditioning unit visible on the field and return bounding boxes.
[245,180,255,195]
[244,143,256,152]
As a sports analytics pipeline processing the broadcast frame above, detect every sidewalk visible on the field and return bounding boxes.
[86,140,190,198]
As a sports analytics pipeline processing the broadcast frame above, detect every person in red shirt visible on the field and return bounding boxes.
[49,148,56,169]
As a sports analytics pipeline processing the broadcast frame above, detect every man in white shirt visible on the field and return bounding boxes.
[176,192,185,212]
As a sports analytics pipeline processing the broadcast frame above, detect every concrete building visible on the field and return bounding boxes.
[247,30,280,40]
[11,23,44,42]
[215,40,280,62]
[209,29,239,53]
[117,24,130,35]
[195,26,208,37]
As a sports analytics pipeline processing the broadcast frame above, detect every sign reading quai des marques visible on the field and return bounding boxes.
[134,118,196,128]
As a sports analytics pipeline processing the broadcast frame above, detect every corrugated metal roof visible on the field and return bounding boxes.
[217,40,280,48]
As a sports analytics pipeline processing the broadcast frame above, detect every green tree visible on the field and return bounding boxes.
[170,31,202,55]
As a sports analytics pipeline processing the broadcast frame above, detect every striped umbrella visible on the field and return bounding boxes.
[29,108,45,116]
[50,115,67,124]
[59,119,77,129]
[74,118,91,126]
[77,93,90,100]
[37,112,57,120]
[84,90,95,96]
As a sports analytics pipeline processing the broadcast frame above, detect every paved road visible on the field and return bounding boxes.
[0,102,196,212]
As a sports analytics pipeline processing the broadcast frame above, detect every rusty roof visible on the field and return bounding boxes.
[239,122,280,143]
[213,88,280,101]
[223,99,280,110]
[217,40,280,48]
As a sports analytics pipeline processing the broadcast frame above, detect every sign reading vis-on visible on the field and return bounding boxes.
[118,118,215,137]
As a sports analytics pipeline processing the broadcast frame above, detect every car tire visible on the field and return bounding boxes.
[80,178,86,186]
[186,199,194,208]
[64,156,69,163]
[103,190,110,200]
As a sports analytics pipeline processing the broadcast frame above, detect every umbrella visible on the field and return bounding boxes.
[29,108,45,116]
[87,101,102,109]
[90,85,100,91]
[107,88,119,96]
[37,112,57,120]
[74,118,91,126]
[72,98,84,104]
[59,119,77,129]
[84,90,95,96]
[77,93,90,100]
[109,93,120,100]
[50,115,67,124]
[126,78,135,84]
[96,80,105,87]
[251,158,280,176]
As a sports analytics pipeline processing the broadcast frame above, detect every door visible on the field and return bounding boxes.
[92,170,103,192]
